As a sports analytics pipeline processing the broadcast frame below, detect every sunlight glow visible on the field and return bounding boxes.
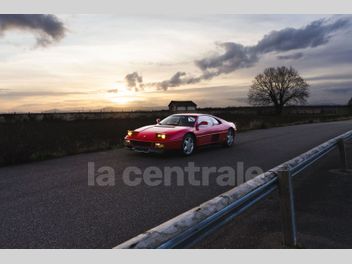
[106,84,143,105]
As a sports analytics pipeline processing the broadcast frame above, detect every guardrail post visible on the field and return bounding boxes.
[278,167,297,247]
[337,139,348,171]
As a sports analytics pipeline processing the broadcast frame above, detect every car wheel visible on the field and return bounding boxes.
[182,134,195,155]
[224,128,235,147]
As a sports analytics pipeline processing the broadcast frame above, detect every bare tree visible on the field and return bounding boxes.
[248,66,309,114]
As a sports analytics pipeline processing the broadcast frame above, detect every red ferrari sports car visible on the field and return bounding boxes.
[124,113,236,155]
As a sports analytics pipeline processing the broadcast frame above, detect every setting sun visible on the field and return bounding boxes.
[109,95,136,105]
[106,85,144,105]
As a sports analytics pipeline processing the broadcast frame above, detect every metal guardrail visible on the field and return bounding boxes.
[115,130,352,249]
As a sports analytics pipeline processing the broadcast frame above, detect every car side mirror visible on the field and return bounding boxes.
[156,118,161,124]
[199,121,208,126]
[196,121,208,129]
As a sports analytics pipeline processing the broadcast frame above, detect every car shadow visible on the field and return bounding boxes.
[124,142,236,160]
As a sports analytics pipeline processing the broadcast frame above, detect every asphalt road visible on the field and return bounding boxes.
[0,120,351,248]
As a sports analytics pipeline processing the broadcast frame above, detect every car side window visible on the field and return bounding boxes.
[198,116,213,128]
[179,116,196,127]
[209,117,220,125]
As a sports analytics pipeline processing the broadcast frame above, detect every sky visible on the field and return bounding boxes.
[0,14,351,112]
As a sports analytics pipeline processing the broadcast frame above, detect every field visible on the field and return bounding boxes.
[0,106,351,166]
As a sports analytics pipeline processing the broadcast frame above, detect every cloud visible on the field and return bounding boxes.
[305,81,352,105]
[254,18,349,53]
[0,14,66,47]
[126,16,351,91]
[324,87,352,94]
[0,90,89,99]
[277,52,304,60]
[107,89,118,93]
[195,42,258,78]
[124,72,144,91]
[154,71,202,91]
[306,73,352,81]
[195,17,350,81]
[227,97,249,104]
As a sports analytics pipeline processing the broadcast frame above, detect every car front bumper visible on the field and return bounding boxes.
[124,139,181,153]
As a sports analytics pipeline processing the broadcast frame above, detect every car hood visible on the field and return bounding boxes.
[133,125,191,140]
[136,125,190,133]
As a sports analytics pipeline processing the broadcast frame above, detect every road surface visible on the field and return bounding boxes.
[0,120,351,248]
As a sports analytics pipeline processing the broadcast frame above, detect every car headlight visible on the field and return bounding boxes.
[127,130,133,136]
[156,133,166,139]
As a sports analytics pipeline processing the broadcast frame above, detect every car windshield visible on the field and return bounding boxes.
[159,115,196,127]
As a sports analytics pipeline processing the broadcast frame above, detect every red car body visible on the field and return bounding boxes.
[124,113,236,155]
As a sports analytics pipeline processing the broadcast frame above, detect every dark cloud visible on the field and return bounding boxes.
[195,42,258,78]
[194,17,350,82]
[0,14,66,47]
[255,18,349,53]
[124,72,144,91]
[127,17,350,91]
[277,52,304,60]
[156,71,185,91]
[154,71,202,91]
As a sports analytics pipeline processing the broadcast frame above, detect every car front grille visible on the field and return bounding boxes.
[130,140,153,148]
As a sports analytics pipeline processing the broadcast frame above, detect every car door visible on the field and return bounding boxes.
[195,115,213,145]
[208,116,224,143]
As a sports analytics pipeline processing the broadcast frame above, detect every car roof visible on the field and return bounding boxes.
[172,113,204,117]
[170,113,223,122]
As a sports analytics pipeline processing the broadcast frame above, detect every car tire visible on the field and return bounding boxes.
[182,134,195,156]
[224,128,235,147]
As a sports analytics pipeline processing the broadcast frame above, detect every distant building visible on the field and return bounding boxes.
[168,101,197,112]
